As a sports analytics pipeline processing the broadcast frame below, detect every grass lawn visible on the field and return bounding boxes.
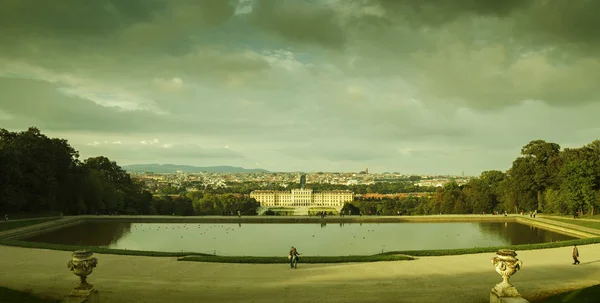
[0,218,60,232]
[546,213,600,220]
[0,286,60,303]
[178,254,415,263]
[4,212,62,220]
[532,284,600,303]
[544,217,600,231]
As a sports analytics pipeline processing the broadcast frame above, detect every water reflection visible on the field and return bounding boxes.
[25,222,133,247]
[23,222,576,256]
[476,222,571,244]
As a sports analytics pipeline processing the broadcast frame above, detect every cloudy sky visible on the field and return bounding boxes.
[1,0,600,175]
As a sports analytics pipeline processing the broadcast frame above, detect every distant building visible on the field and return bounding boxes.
[250,188,353,207]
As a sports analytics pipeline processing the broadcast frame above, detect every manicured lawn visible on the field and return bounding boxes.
[547,213,600,220]
[379,236,600,256]
[178,254,415,263]
[4,212,62,220]
[0,218,60,232]
[532,284,600,303]
[545,218,600,231]
[0,286,60,303]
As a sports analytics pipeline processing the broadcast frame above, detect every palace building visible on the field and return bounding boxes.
[250,188,353,207]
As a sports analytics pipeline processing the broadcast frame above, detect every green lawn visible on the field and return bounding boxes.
[0,287,60,303]
[0,218,60,232]
[546,213,600,220]
[532,284,600,303]
[4,212,62,220]
[544,218,600,231]
[178,254,414,263]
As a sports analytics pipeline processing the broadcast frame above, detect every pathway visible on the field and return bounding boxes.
[1,244,599,303]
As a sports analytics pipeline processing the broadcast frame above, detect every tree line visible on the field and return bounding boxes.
[0,128,258,216]
[2,128,598,216]
[343,140,600,216]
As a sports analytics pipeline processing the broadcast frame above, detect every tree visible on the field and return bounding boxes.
[519,140,561,210]
[559,147,598,215]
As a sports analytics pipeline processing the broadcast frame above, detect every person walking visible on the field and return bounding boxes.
[572,245,580,265]
[289,246,300,269]
[4,214,7,222]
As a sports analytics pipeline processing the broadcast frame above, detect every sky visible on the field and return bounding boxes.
[1,0,600,175]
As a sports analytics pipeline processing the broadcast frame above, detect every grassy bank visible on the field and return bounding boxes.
[0,218,60,232]
[178,254,414,263]
[531,284,600,303]
[3,212,62,220]
[379,236,600,256]
[0,287,60,303]
[3,236,600,262]
[544,217,600,231]
[0,239,213,257]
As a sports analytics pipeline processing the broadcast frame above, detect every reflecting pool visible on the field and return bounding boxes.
[23,221,575,256]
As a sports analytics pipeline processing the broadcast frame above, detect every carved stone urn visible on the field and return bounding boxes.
[67,250,98,296]
[491,249,523,297]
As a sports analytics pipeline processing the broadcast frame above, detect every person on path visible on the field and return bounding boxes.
[572,245,580,265]
[4,214,7,222]
[289,246,300,269]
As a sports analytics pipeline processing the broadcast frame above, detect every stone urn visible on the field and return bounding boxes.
[67,250,98,296]
[491,249,523,297]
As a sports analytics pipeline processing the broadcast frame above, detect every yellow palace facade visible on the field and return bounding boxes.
[250,188,353,207]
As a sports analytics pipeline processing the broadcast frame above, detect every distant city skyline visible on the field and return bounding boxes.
[1,1,599,176]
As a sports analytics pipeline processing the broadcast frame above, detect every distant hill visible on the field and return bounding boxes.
[122,164,270,173]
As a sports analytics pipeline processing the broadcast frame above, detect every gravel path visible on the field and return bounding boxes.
[0,244,598,303]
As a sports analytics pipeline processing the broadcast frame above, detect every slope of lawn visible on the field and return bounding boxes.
[0,287,60,303]
[0,218,60,232]
[531,284,600,303]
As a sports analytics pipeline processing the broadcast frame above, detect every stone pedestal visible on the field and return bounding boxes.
[490,293,530,303]
[63,291,99,303]
[67,250,98,299]
[491,249,527,303]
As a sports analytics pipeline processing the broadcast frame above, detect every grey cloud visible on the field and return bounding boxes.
[514,1,600,53]
[361,0,530,27]
[0,0,167,37]
[80,142,244,162]
[0,1,236,60]
[0,78,290,136]
[249,0,347,49]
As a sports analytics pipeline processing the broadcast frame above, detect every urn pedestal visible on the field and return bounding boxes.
[67,250,98,297]
[490,249,528,303]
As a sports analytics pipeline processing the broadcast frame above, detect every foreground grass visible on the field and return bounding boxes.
[544,217,600,231]
[0,286,60,303]
[531,284,600,303]
[0,218,60,232]
[178,254,414,263]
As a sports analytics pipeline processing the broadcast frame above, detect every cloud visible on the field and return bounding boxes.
[153,77,184,92]
[249,0,347,49]
[79,141,245,166]
[2,1,600,174]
